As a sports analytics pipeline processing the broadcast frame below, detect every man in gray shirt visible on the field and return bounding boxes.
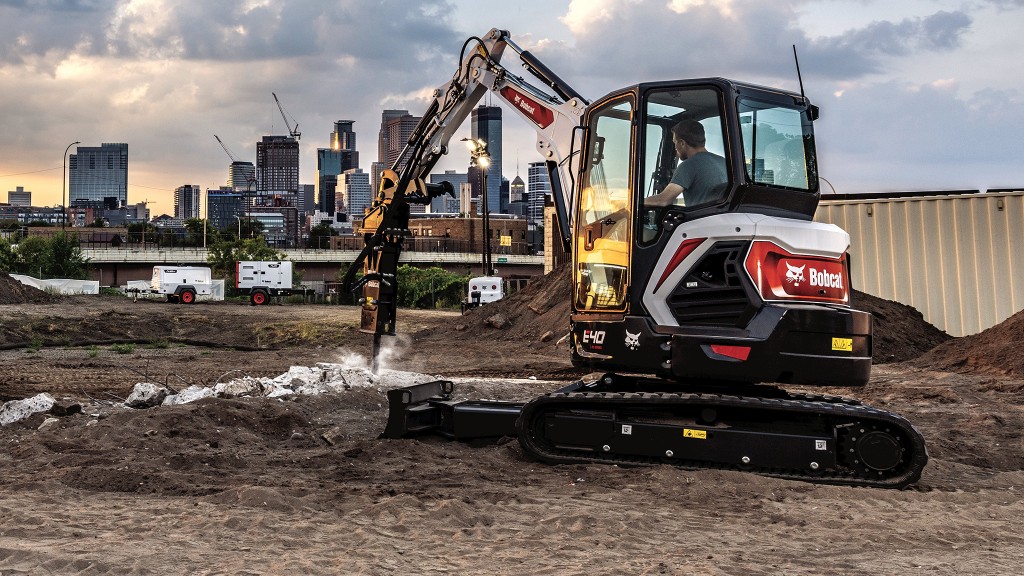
[645,119,727,208]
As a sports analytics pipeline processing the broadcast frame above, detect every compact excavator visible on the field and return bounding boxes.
[344,29,927,488]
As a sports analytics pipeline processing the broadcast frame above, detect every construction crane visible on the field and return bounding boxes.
[272,92,301,140]
[214,135,239,162]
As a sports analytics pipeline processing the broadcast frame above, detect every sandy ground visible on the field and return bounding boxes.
[1,295,1023,575]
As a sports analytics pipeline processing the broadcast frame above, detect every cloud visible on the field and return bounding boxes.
[534,0,973,91]
[816,79,1024,191]
[0,0,459,68]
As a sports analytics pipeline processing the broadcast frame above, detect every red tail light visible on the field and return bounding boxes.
[744,241,850,304]
[653,238,706,294]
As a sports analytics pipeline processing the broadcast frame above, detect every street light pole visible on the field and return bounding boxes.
[463,137,493,276]
[62,141,80,229]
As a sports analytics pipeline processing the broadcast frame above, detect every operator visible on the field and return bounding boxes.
[645,119,727,208]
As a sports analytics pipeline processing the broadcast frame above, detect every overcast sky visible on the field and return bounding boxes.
[1,0,1021,217]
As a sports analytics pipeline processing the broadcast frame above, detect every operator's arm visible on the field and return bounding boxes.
[644,182,684,208]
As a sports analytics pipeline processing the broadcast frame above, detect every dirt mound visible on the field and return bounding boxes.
[854,290,951,363]
[441,267,948,365]
[912,307,1024,377]
[0,273,59,305]
[457,264,572,344]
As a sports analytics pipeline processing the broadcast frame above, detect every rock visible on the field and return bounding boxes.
[50,399,82,417]
[38,417,60,431]
[455,324,468,331]
[321,426,346,446]
[1,393,56,426]
[540,330,554,342]
[214,379,264,398]
[163,385,216,406]
[126,383,169,409]
[485,313,511,329]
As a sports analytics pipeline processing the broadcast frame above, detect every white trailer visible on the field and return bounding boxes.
[236,261,312,305]
[149,266,213,304]
[462,275,504,313]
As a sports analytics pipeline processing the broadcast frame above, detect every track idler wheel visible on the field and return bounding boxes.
[839,423,907,476]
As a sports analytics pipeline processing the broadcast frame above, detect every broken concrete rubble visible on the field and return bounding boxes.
[0,393,56,426]
[125,383,168,408]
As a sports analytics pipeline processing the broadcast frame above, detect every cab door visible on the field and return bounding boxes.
[574,96,635,314]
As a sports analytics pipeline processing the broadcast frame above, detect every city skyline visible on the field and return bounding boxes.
[0,0,1021,217]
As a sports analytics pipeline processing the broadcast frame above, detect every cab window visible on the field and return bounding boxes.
[739,99,816,191]
[575,98,633,312]
[640,88,729,242]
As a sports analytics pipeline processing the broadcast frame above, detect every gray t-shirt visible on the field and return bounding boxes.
[670,151,728,206]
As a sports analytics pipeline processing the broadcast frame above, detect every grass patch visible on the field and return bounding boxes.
[110,343,137,354]
[145,339,171,349]
[26,337,44,353]
[87,345,99,358]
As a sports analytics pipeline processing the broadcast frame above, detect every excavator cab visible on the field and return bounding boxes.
[570,79,871,387]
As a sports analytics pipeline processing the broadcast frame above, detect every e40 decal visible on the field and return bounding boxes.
[683,428,707,440]
[832,337,853,352]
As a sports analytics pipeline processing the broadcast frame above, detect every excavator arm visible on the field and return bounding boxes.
[344,29,589,367]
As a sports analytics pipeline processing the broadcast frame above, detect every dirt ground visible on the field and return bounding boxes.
[1,273,1023,575]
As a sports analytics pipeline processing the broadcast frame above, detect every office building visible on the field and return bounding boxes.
[375,110,420,190]
[174,185,201,220]
[339,168,372,219]
[228,161,256,192]
[256,136,299,198]
[471,106,502,215]
[8,186,31,207]
[527,161,550,226]
[69,143,128,208]
[317,121,360,215]
[206,188,244,231]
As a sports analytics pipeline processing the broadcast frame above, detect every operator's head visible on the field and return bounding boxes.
[671,120,706,147]
[671,120,706,159]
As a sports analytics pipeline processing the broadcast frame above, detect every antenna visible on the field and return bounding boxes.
[792,44,806,99]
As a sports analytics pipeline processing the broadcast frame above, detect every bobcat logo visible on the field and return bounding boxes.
[785,262,806,286]
[624,330,641,351]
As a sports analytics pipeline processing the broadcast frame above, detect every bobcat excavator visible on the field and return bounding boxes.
[344,29,927,488]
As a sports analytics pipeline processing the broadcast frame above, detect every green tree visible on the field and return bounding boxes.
[0,237,17,272]
[396,265,469,309]
[183,218,216,247]
[308,223,337,249]
[15,236,50,277]
[3,232,89,279]
[47,231,88,279]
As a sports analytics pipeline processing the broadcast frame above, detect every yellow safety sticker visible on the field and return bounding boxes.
[683,428,707,440]
[832,337,853,352]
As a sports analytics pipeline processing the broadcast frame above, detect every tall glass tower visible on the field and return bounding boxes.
[471,106,502,215]
[68,143,128,208]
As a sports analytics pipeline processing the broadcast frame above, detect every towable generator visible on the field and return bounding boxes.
[345,29,927,488]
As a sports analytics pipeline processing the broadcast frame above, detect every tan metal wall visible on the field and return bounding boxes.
[815,191,1024,337]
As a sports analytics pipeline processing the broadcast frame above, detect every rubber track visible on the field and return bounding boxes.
[517,389,928,489]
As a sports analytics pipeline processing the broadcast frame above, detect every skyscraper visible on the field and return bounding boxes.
[69,143,128,208]
[374,110,422,213]
[228,161,255,192]
[256,136,299,198]
[527,161,550,226]
[339,168,372,219]
[318,121,359,214]
[174,185,201,220]
[471,106,502,215]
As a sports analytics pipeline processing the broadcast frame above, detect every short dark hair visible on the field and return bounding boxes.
[671,120,706,147]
